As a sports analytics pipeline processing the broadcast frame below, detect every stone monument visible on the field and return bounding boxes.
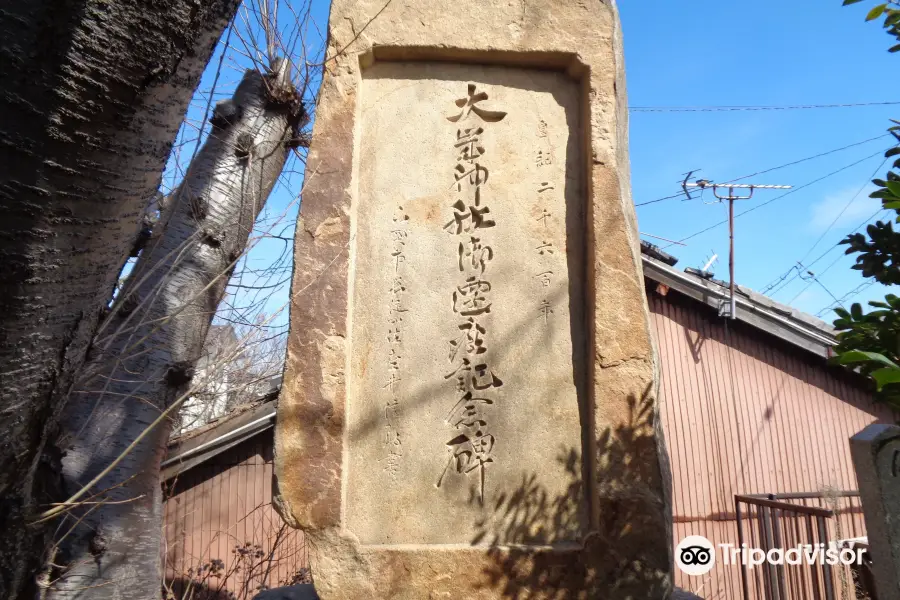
[850,423,900,600]
[275,1,672,597]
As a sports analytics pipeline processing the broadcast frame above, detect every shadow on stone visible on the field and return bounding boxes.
[251,584,319,600]
[468,384,671,599]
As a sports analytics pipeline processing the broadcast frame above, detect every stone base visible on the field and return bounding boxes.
[275,1,673,598]
[305,528,670,600]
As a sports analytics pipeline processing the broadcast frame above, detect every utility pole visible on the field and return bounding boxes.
[682,178,792,320]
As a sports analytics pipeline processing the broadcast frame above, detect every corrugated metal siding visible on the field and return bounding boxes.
[162,286,888,599]
[163,429,307,599]
[649,287,892,599]
[735,494,867,600]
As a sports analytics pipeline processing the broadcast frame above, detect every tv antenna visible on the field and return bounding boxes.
[701,252,719,274]
[681,177,792,320]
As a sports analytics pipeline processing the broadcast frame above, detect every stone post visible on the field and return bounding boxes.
[274,1,673,597]
[850,423,900,600]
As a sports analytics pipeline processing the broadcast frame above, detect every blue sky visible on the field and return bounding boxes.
[620,0,898,319]
[174,0,899,329]
[161,0,331,332]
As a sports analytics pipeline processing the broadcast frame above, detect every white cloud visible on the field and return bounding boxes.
[808,185,880,233]
[789,288,823,313]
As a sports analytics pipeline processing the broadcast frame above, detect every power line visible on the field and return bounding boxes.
[781,210,888,305]
[811,277,845,312]
[762,154,888,294]
[815,281,876,318]
[664,147,890,248]
[635,190,691,207]
[639,232,686,246]
[785,253,848,306]
[724,134,890,184]
[714,149,887,231]
[796,157,887,269]
[635,134,888,209]
[761,263,803,295]
[769,207,888,298]
[629,101,900,113]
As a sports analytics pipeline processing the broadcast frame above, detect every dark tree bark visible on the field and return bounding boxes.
[48,60,302,599]
[0,1,239,597]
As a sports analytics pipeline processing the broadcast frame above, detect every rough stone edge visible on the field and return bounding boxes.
[850,424,900,600]
[273,0,674,597]
[613,0,674,584]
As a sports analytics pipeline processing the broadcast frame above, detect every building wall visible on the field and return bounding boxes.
[163,284,891,599]
[649,286,893,598]
[163,430,308,599]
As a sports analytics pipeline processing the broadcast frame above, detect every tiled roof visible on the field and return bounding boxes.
[640,240,837,358]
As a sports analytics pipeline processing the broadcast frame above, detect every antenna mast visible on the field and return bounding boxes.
[682,180,792,320]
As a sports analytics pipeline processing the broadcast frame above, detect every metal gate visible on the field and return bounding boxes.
[735,492,866,600]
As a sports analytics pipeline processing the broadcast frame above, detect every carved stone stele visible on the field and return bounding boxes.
[275,1,673,597]
[850,424,900,600]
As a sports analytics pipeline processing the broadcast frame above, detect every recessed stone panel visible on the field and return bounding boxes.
[346,62,586,546]
[275,1,673,597]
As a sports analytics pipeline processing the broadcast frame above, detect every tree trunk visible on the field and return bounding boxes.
[0,2,239,596]
[48,60,300,600]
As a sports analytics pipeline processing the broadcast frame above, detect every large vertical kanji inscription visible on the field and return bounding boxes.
[276,2,674,595]
[346,62,587,545]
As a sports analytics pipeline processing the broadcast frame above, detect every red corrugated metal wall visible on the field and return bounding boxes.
[162,285,889,599]
[649,286,893,599]
[163,430,308,599]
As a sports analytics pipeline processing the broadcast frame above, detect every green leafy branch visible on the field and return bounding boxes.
[843,0,900,50]
[832,350,900,392]
[830,1,900,409]
[839,141,900,284]
[832,153,900,405]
